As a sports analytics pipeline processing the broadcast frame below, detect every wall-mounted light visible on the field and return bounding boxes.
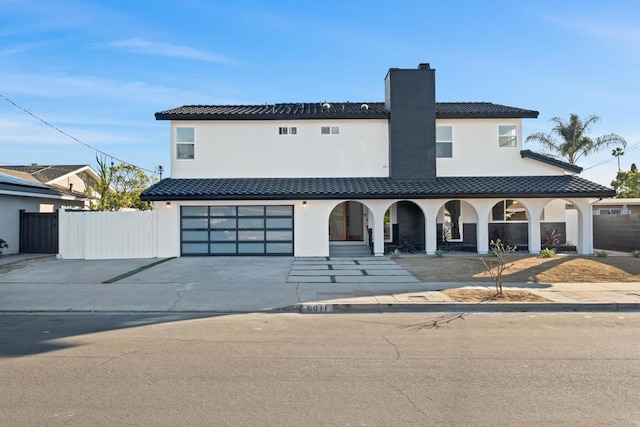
[165,202,172,209]
[302,201,307,208]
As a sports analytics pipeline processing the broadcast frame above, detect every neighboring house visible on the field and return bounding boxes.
[0,171,86,255]
[141,63,614,257]
[593,198,640,215]
[0,164,101,209]
[592,198,640,252]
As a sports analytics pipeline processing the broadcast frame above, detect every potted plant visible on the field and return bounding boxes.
[0,238,8,257]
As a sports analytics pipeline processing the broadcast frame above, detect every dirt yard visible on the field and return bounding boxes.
[442,289,551,302]
[395,254,640,283]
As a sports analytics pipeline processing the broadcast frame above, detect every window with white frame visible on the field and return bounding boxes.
[278,126,297,135]
[321,126,339,135]
[598,208,622,215]
[176,127,195,159]
[436,125,453,158]
[498,125,517,147]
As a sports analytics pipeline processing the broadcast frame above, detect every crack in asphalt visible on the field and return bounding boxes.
[398,312,468,331]
[383,379,430,421]
[383,335,400,364]
[87,341,167,372]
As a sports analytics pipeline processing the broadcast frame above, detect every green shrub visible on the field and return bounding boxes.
[435,249,444,258]
[540,248,555,258]
[388,248,401,259]
[631,250,640,258]
[594,250,608,258]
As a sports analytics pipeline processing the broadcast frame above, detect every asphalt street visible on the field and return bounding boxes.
[1,312,639,426]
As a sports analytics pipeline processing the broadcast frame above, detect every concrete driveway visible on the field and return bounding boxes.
[0,256,300,312]
[0,256,294,286]
[2,255,639,313]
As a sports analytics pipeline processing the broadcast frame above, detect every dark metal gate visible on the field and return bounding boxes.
[19,210,59,253]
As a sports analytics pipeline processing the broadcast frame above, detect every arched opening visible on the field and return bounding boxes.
[540,199,579,253]
[328,201,372,256]
[488,199,529,251]
[436,200,479,252]
[383,201,425,253]
[329,201,366,241]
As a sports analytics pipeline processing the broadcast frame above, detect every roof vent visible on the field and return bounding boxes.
[322,102,331,110]
[360,103,369,110]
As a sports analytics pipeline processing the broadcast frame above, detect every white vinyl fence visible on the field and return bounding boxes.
[59,210,158,259]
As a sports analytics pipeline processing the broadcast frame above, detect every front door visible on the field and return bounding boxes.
[329,202,363,241]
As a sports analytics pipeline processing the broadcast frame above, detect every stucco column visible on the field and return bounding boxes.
[364,200,389,257]
[156,201,180,258]
[527,201,546,254]
[416,201,440,255]
[471,200,495,254]
[573,199,594,254]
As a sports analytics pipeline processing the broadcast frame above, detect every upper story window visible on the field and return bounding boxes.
[176,127,195,160]
[498,125,517,147]
[436,126,453,158]
[279,126,297,135]
[321,126,340,135]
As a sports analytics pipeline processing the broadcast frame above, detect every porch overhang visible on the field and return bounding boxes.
[141,176,615,202]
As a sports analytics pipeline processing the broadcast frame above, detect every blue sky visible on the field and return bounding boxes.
[1,0,638,186]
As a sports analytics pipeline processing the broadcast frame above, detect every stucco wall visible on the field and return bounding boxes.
[169,117,564,180]
[170,119,390,179]
[435,118,561,177]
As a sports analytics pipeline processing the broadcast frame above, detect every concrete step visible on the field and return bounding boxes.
[329,244,371,256]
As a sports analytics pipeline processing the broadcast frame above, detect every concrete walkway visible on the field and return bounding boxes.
[0,254,639,313]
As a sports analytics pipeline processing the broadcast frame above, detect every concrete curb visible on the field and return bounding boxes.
[292,302,640,313]
[2,302,640,315]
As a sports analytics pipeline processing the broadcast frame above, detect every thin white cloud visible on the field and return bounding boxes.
[542,15,640,46]
[104,38,240,65]
[0,71,222,105]
[0,41,53,56]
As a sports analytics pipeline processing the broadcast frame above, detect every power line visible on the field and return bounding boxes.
[582,142,640,171]
[0,92,157,174]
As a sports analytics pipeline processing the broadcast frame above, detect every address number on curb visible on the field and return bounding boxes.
[301,304,333,313]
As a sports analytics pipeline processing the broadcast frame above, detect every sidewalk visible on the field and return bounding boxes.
[0,254,639,313]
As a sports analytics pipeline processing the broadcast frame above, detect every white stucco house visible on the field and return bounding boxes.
[141,63,614,257]
[0,164,100,209]
[0,169,88,255]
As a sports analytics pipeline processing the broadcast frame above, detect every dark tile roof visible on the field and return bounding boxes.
[155,102,538,121]
[436,102,539,119]
[520,150,583,173]
[1,165,89,184]
[141,176,614,201]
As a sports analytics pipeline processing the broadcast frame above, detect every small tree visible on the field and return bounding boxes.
[481,239,516,295]
[86,156,155,211]
[611,163,640,198]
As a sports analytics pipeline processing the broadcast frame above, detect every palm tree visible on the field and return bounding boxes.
[526,114,626,165]
[612,147,625,171]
